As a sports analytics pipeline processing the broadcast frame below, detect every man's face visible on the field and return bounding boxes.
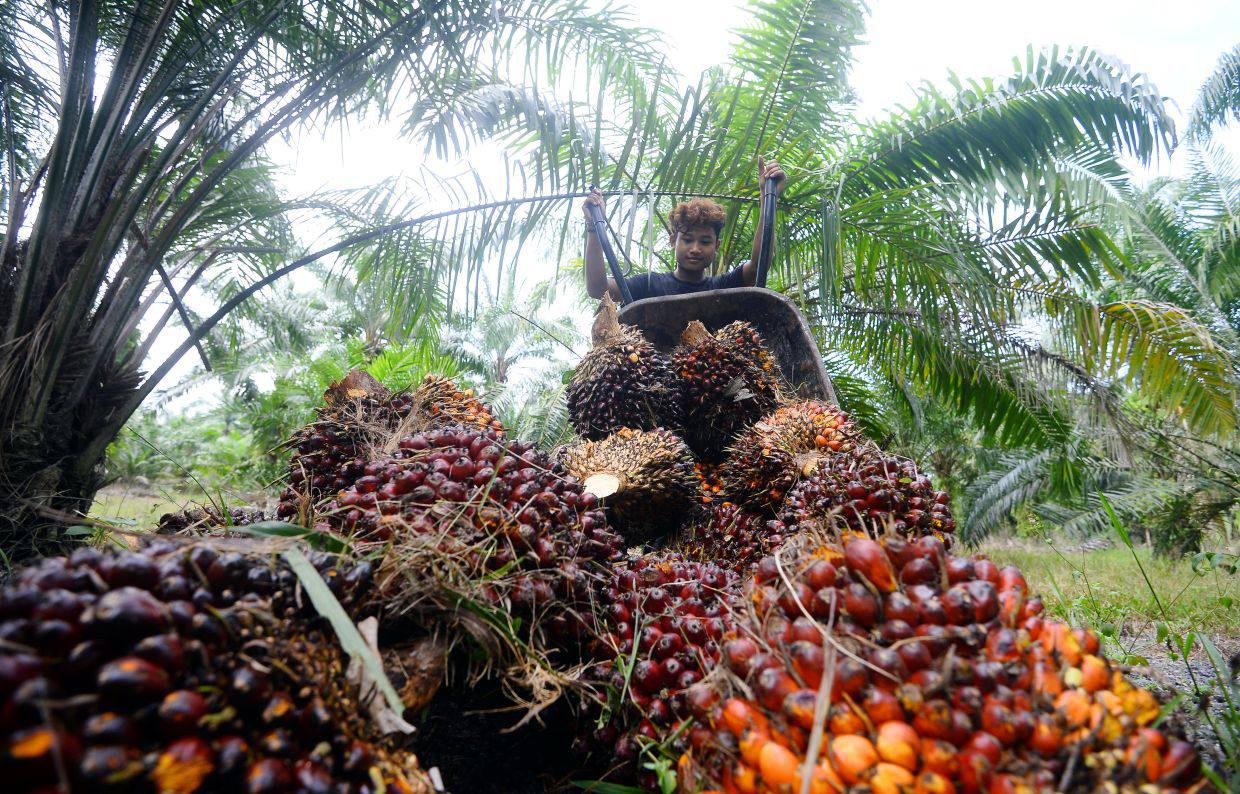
[673,225,719,274]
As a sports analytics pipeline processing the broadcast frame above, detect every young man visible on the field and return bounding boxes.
[583,159,787,301]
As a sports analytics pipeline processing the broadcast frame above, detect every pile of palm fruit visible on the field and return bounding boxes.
[0,295,1210,792]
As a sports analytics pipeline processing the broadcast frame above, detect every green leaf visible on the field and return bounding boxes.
[1100,493,1133,549]
[233,521,350,553]
[571,781,648,793]
[282,546,405,717]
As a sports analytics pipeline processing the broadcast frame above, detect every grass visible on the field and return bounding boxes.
[981,541,1240,639]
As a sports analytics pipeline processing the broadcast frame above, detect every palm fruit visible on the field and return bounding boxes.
[277,371,502,522]
[783,449,957,543]
[585,551,739,780]
[676,502,790,576]
[720,400,859,515]
[566,295,682,440]
[325,426,623,642]
[677,534,1205,793]
[156,504,267,534]
[0,542,433,793]
[557,428,696,542]
[673,320,782,461]
[695,463,724,505]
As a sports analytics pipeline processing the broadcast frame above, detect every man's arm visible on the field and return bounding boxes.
[744,157,787,286]
[583,189,622,300]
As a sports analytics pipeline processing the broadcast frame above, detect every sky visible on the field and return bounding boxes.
[153,0,1240,410]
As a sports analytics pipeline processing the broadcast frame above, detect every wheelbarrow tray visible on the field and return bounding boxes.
[616,287,837,404]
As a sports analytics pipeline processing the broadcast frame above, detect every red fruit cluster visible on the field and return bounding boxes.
[674,321,781,462]
[677,502,791,575]
[0,542,430,793]
[277,372,502,521]
[587,552,739,769]
[325,427,623,638]
[695,463,725,505]
[783,451,956,542]
[679,536,1204,793]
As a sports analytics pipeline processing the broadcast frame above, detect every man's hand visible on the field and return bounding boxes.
[759,156,787,196]
[582,187,605,220]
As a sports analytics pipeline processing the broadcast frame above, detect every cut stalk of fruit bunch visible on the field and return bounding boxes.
[678,533,1206,793]
[674,320,782,462]
[566,295,683,440]
[0,542,432,793]
[558,427,697,542]
[721,401,860,516]
[277,371,502,522]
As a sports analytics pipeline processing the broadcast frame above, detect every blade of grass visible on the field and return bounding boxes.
[283,545,405,717]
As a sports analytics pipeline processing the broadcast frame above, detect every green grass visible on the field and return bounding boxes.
[89,484,203,527]
[981,541,1240,638]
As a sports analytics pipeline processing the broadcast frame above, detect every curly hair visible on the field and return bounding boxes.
[668,198,726,236]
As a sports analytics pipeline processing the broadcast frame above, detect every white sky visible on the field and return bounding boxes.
[151,1,1240,411]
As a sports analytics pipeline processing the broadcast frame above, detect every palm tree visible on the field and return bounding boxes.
[0,0,661,558]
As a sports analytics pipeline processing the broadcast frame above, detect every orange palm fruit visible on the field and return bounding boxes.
[914,770,957,794]
[829,734,879,784]
[1079,654,1109,692]
[758,740,800,788]
[869,762,915,794]
[1054,689,1091,728]
[875,721,920,771]
[739,729,767,768]
[1029,716,1062,758]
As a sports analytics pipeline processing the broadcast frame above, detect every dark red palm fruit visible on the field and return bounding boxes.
[158,690,209,736]
[957,748,993,794]
[79,744,143,786]
[842,583,879,628]
[972,558,1000,585]
[945,556,975,584]
[97,656,171,705]
[895,639,932,673]
[884,592,917,624]
[788,642,825,689]
[804,560,837,590]
[246,758,294,793]
[912,699,954,741]
[723,638,760,673]
[862,687,904,724]
[920,738,960,778]
[900,557,938,587]
[783,689,819,730]
[755,668,798,712]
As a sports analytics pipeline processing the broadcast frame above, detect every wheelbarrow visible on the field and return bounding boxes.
[585,180,837,404]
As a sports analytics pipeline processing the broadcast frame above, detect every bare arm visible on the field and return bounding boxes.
[745,157,787,286]
[582,189,621,300]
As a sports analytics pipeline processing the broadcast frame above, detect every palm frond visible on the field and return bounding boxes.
[1186,44,1240,141]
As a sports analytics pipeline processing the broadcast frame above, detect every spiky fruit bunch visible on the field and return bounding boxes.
[325,426,623,640]
[586,551,739,774]
[676,502,790,576]
[558,428,696,541]
[674,321,782,461]
[567,295,682,440]
[0,542,432,793]
[783,450,957,543]
[277,372,502,521]
[721,401,859,515]
[156,505,267,535]
[677,535,1204,793]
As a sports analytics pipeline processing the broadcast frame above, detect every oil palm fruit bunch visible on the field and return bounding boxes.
[676,502,791,576]
[782,449,956,544]
[325,426,623,641]
[677,534,1205,793]
[585,551,739,777]
[156,505,267,534]
[277,372,502,522]
[721,401,859,515]
[558,428,696,542]
[567,295,682,440]
[674,321,782,461]
[0,541,433,793]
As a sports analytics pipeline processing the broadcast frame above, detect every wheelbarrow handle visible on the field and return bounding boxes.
[584,193,634,305]
[755,175,779,289]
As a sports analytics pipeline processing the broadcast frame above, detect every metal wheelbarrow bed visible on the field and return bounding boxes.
[617,287,837,405]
